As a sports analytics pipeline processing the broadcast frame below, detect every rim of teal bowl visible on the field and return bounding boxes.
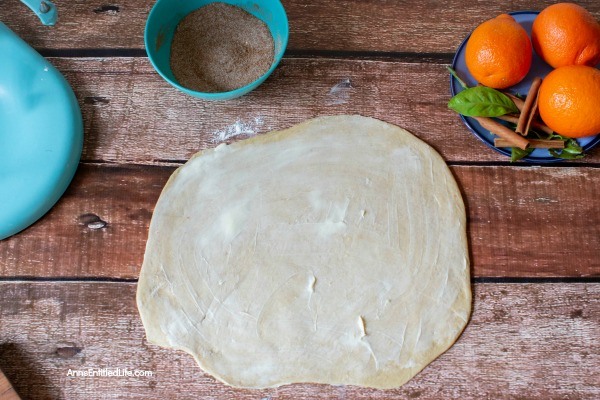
[144,1,289,100]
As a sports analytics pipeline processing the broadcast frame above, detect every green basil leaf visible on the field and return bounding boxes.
[562,147,582,155]
[549,138,586,159]
[565,138,583,152]
[550,133,571,141]
[511,147,534,162]
[549,149,585,159]
[448,86,519,117]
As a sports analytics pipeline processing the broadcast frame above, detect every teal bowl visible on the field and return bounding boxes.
[0,22,83,240]
[145,0,288,100]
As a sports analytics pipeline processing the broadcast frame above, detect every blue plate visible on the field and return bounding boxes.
[0,22,83,240]
[450,11,600,162]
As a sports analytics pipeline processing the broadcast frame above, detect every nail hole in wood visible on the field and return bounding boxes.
[93,5,120,14]
[570,309,584,319]
[55,346,83,358]
[84,96,110,105]
[78,213,108,230]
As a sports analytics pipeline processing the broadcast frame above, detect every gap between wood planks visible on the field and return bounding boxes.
[37,48,455,64]
[0,277,598,283]
[81,159,600,168]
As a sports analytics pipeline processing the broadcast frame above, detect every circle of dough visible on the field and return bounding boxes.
[137,115,471,389]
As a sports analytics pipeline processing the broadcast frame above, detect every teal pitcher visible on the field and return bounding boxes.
[0,0,83,240]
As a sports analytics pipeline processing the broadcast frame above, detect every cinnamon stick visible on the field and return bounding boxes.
[503,93,525,112]
[516,77,543,135]
[494,138,564,149]
[496,114,553,135]
[474,117,530,150]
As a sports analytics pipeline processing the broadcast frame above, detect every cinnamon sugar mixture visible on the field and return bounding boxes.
[170,2,275,93]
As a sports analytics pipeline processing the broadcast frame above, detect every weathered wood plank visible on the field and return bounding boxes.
[48,57,600,164]
[0,165,162,279]
[2,0,599,53]
[0,282,597,399]
[1,164,598,278]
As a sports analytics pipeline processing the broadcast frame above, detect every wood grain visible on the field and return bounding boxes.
[1,164,598,279]
[46,57,600,164]
[0,282,598,399]
[2,0,599,53]
[0,165,163,279]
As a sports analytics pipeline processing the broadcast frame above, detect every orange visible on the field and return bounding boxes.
[532,3,600,68]
[538,65,600,138]
[465,14,532,89]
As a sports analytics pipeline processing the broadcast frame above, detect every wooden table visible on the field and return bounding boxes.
[1,1,599,398]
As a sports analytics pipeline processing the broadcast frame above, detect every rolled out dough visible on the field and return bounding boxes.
[137,115,471,389]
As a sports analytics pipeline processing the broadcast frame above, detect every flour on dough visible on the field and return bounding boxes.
[137,115,471,389]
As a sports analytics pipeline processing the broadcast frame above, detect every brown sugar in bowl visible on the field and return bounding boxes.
[145,0,288,100]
